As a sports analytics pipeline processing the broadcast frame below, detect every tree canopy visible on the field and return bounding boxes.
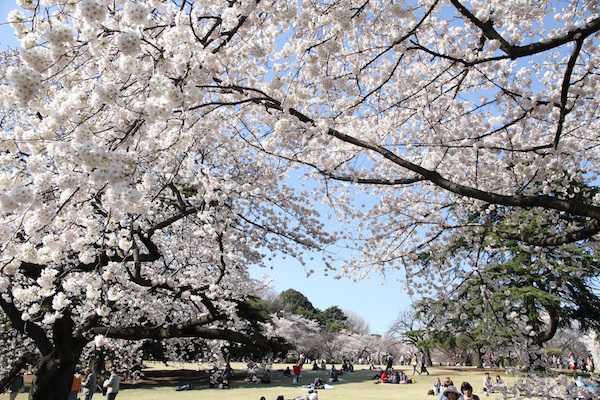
[1,0,600,397]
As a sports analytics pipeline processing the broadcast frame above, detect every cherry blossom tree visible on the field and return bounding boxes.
[271,314,322,356]
[0,1,333,398]
[344,309,370,335]
[2,0,600,397]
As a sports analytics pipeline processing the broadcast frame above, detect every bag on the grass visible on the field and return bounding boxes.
[175,384,192,391]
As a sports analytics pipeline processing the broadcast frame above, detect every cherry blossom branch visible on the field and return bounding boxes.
[211,0,262,53]
[496,221,600,247]
[450,0,600,59]
[92,324,289,352]
[235,130,425,185]
[359,0,440,72]
[280,107,600,221]
[199,81,600,227]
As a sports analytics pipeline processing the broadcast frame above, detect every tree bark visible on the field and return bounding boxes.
[476,347,484,368]
[521,343,546,372]
[31,351,80,400]
[424,348,433,367]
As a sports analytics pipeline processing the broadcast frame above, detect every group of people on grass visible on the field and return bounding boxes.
[376,368,412,384]
[561,352,596,372]
[282,352,356,386]
[5,368,120,400]
[259,391,319,400]
[433,373,505,399]
[374,352,430,376]
[311,358,351,372]
[245,361,273,385]
[372,351,430,385]
[209,364,231,389]
[69,368,121,400]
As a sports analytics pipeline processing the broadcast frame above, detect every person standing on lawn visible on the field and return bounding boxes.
[292,364,302,384]
[69,370,82,400]
[82,368,97,400]
[385,354,393,371]
[103,369,120,400]
[412,354,419,375]
[9,371,24,400]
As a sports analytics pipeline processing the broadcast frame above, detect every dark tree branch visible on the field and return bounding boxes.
[497,220,600,247]
[211,81,600,224]
[450,0,600,59]
[540,307,560,344]
[449,0,512,52]
[93,324,289,352]
[279,106,600,222]
[211,0,262,53]
[553,38,584,149]
[237,136,425,185]
[0,297,52,355]
[359,0,440,72]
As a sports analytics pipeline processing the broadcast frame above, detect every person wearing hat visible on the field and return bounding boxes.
[438,377,455,400]
[442,385,462,400]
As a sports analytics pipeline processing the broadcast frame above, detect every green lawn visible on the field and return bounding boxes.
[2,364,513,400]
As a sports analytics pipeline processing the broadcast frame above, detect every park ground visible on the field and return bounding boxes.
[1,363,513,400]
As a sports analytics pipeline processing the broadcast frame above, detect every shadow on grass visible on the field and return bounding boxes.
[123,367,428,392]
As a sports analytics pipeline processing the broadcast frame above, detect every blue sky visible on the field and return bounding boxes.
[0,2,18,48]
[0,1,412,334]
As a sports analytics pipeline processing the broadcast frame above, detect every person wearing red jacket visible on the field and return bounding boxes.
[380,370,389,383]
[292,364,302,384]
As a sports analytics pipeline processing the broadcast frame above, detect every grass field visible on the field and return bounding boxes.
[1,363,513,400]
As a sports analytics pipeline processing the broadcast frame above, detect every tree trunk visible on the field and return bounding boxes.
[521,343,546,372]
[31,315,84,400]
[424,348,433,367]
[476,347,484,368]
[31,352,79,400]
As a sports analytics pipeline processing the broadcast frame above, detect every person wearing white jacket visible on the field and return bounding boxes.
[103,370,121,400]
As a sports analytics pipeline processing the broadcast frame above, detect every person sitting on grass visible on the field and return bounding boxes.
[483,373,494,394]
[495,375,505,388]
[380,369,389,383]
[283,366,291,376]
[398,370,411,384]
[329,365,339,383]
[461,382,480,400]
[313,377,324,389]
[442,385,462,400]
[260,369,271,384]
[371,367,383,380]
[434,377,442,394]
[438,377,455,400]
[308,388,319,400]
